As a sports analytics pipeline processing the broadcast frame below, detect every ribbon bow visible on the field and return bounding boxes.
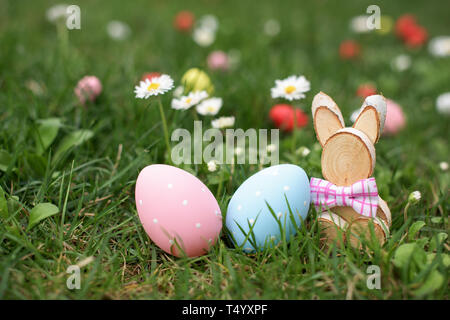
[310,177,379,217]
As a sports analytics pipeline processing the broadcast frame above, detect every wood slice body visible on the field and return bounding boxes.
[330,197,391,227]
[318,200,390,248]
[317,212,347,247]
[347,217,389,248]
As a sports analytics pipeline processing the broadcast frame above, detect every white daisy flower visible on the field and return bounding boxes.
[134,74,174,99]
[391,54,411,72]
[436,92,450,115]
[106,20,131,41]
[171,91,208,110]
[196,97,223,115]
[264,19,280,37]
[198,15,219,32]
[439,161,449,171]
[207,160,218,172]
[271,75,311,101]
[212,116,235,129]
[428,36,450,57]
[193,27,215,47]
[46,4,69,23]
[350,15,370,33]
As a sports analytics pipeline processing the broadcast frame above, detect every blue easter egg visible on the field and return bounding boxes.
[226,164,310,252]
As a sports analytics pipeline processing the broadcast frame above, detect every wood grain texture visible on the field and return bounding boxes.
[347,217,388,248]
[321,128,375,186]
[312,92,345,146]
[318,212,347,247]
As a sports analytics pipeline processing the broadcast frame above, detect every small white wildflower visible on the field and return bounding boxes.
[234,147,243,156]
[428,36,450,57]
[196,97,223,116]
[349,15,370,33]
[439,161,449,171]
[391,54,411,72]
[207,160,218,172]
[264,19,280,37]
[106,20,131,41]
[171,91,208,110]
[296,146,310,157]
[408,191,421,204]
[271,75,311,101]
[436,92,450,115]
[193,27,215,47]
[198,15,219,32]
[134,74,174,99]
[46,4,69,23]
[300,147,310,157]
[212,116,235,129]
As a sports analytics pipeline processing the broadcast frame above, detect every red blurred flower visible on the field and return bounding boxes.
[395,14,417,38]
[356,84,377,99]
[269,104,308,132]
[395,14,428,48]
[141,72,161,82]
[404,25,428,47]
[174,11,195,32]
[339,40,360,60]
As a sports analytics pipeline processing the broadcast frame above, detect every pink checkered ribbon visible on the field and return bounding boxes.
[310,177,379,217]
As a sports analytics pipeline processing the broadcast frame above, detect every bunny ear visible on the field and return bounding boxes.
[312,92,345,146]
[353,95,386,144]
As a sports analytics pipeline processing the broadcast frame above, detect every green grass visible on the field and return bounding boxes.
[0,0,448,299]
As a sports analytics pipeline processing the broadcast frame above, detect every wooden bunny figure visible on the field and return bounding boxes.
[310,92,391,247]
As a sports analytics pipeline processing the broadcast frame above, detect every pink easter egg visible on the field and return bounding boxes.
[383,99,406,135]
[135,164,222,257]
[74,75,102,105]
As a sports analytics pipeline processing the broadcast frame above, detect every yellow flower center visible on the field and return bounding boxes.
[147,82,160,91]
[207,106,215,112]
[285,85,296,94]
[185,98,192,104]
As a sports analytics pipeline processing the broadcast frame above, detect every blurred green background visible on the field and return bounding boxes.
[0,0,448,299]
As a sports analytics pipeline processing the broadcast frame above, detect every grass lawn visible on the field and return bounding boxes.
[0,0,448,299]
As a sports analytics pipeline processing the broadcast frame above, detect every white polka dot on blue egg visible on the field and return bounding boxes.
[226,164,310,252]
